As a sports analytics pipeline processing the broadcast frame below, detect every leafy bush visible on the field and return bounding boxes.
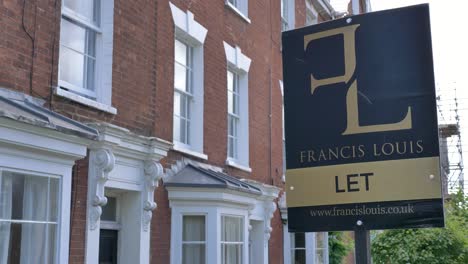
[329,231,353,264]
[371,191,468,264]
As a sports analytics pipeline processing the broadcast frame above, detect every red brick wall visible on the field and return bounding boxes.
[0,0,317,263]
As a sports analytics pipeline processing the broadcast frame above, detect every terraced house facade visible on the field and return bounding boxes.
[0,0,368,263]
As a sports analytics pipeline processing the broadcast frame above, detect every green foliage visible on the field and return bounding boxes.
[371,191,468,264]
[329,231,353,264]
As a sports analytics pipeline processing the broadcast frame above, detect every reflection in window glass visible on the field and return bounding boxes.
[173,39,193,145]
[59,0,100,98]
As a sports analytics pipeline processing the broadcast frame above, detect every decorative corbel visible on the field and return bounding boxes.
[142,160,164,232]
[88,148,115,230]
[264,201,277,241]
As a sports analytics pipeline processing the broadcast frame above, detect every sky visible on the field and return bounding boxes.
[369,0,468,192]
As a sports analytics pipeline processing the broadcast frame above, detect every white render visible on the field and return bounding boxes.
[85,123,171,264]
[165,160,279,264]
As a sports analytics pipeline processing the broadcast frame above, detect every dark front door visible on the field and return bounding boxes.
[99,229,118,264]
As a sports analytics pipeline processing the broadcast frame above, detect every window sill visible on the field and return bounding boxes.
[55,88,117,115]
[173,143,208,160]
[226,158,252,173]
[225,2,251,24]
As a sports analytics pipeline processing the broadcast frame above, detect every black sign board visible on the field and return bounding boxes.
[282,4,443,232]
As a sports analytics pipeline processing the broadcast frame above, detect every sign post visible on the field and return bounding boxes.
[282,4,443,262]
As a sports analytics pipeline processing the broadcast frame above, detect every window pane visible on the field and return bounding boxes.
[222,216,243,242]
[294,233,305,248]
[0,221,57,264]
[227,71,234,92]
[175,40,187,65]
[174,92,181,116]
[183,244,205,264]
[60,47,85,88]
[315,249,325,264]
[87,30,96,57]
[174,63,187,91]
[183,216,205,241]
[101,197,117,221]
[64,0,99,26]
[173,116,181,142]
[228,91,234,115]
[228,137,234,158]
[228,0,237,7]
[61,19,86,53]
[316,232,325,248]
[233,93,239,115]
[228,116,232,137]
[222,244,242,264]
[86,57,96,92]
[186,120,191,145]
[177,93,187,119]
[291,249,306,264]
[180,118,187,144]
[1,172,59,222]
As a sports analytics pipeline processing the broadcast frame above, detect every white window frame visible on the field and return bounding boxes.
[0,119,88,264]
[100,194,121,231]
[290,233,307,264]
[166,165,280,264]
[227,70,241,160]
[280,80,286,182]
[305,0,319,26]
[283,228,330,264]
[225,0,251,23]
[0,169,61,264]
[281,0,295,31]
[57,0,116,114]
[174,39,194,147]
[181,214,207,263]
[169,204,249,264]
[314,232,328,264]
[223,42,251,172]
[170,2,208,160]
[221,215,245,264]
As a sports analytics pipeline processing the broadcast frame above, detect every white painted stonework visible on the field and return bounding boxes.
[85,123,171,264]
[165,159,280,264]
[0,117,89,264]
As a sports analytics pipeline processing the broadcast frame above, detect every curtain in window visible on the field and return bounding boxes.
[182,216,205,264]
[20,176,55,264]
[0,172,13,264]
[0,172,58,264]
[222,216,243,264]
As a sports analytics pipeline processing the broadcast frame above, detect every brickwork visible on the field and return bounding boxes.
[0,0,334,263]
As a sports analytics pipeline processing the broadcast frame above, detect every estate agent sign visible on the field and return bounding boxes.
[282,4,443,232]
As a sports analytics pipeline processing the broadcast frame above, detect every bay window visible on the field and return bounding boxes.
[0,171,60,264]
